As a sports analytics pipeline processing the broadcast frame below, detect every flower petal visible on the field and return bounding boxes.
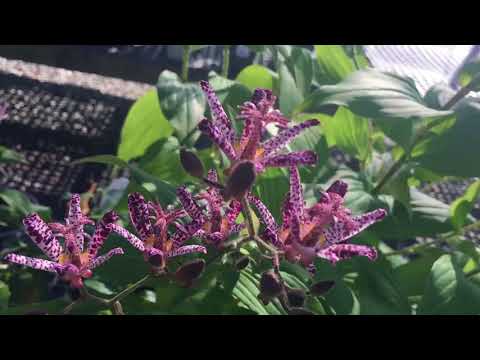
[200,80,234,142]
[316,244,378,265]
[171,221,203,248]
[261,150,318,169]
[168,245,207,258]
[247,194,278,233]
[23,213,62,261]
[108,223,146,252]
[195,230,224,245]
[289,166,304,218]
[88,211,119,261]
[261,119,320,159]
[324,209,387,244]
[327,180,348,198]
[198,118,237,161]
[177,186,206,223]
[128,193,153,241]
[225,200,242,226]
[4,253,59,273]
[89,248,124,269]
[67,194,90,251]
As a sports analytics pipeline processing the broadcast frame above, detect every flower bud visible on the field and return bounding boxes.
[288,307,315,315]
[309,280,335,297]
[235,256,250,271]
[258,271,282,305]
[286,288,306,308]
[223,161,256,201]
[180,149,205,178]
[175,259,206,288]
[148,254,166,269]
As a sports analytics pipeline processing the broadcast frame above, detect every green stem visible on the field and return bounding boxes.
[384,241,437,257]
[373,73,480,194]
[241,197,256,240]
[107,274,152,305]
[182,45,192,83]
[222,46,231,78]
[466,268,480,278]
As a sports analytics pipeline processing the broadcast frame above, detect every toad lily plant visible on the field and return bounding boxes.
[4,194,124,288]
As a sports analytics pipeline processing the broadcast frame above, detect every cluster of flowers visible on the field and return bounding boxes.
[3,81,387,290]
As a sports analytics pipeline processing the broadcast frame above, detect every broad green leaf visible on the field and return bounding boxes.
[138,137,189,186]
[278,62,304,117]
[322,107,371,162]
[157,70,206,145]
[352,257,412,315]
[0,281,10,310]
[0,189,51,225]
[84,279,114,296]
[72,155,129,168]
[450,180,480,230]
[118,89,173,161]
[393,249,445,297]
[297,69,453,120]
[315,45,356,84]
[415,99,480,177]
[285,47,314,97]
[0,146,26,164]
[253,167,289,220]
[418,254,480,315]
[236,64,275,92]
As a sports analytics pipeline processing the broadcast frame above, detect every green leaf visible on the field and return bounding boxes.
[0,281,10,310]
[415,99,480,177]
[118,89,173,161]
[236,64,275,92]
[253,167,289,220]
[450,180,480,230]
[322,106,371,162]
[297,69,453,120]
[314,45,356,84]
[84,279,114,296]
[0,146,26,164]
[137,137,189,186]
[352,257,412,315]
[157,70,206,146]
[72,155,129,168]
[246,45,268,53]
[278,62,304,117]
[285,47,314,97]
[419,254,480,315]
[0,189,51,225]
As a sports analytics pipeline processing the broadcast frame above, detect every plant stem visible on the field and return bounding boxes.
[384,241,437,257]
[222,45,231,78]
[107,274,152,305]
[182,45,192,83]
[466,268,480,278]
[241,197,256,240]
[373,73,480,194]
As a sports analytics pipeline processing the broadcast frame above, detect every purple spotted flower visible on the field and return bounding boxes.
[108,191,207,270]
[185,169,245,247]
[4,194,124,288]
[249,166,387,272]
[198,81,320,175]
[0,104,7,121]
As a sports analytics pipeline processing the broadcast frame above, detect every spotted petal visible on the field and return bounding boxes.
[260,150,317,170]
[225,200,242,226]
[316,244,378,265]
[177,186,206,223]
[324,209,387,244]
[23,213,62,261]
[89,248,124,269]
[88,211,119,261]
[198,118,237,161]
[327,180,348,198]
[168,245,207,258]
[128,193,153,241]
[200,80,234,142]
[261,119,320,159]
[4,254,60,273]
[289,166,305,219]
[171,221,203,248]
[108,224,146,252]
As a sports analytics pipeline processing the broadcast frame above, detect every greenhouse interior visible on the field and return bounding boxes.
[0,45,480,316]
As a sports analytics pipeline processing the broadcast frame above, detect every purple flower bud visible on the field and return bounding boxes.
[235,256,250,271]
[223,161,256,201]
[175,259,206,288]
[258,271,282,304]
[288,307,315,315]
[286,288,306,308]
[180,149,205,178]
[309,280,336,296]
